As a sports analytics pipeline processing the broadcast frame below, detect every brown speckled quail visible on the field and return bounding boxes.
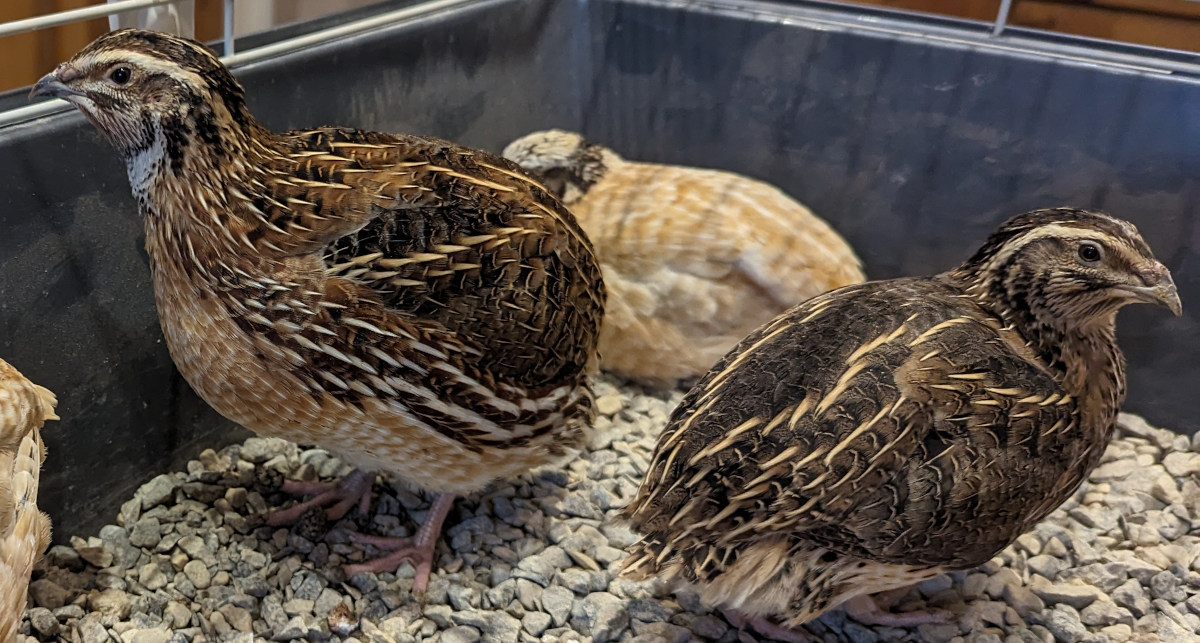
[31,29,604,592]
[0,359,55,640]
[619,208,1181,641]
[503,129,864,387]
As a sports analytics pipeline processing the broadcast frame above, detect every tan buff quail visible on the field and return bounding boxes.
[619,208,1181,641]
[31,30,604,592]
[503,129,864,387]
[0,359,55,640]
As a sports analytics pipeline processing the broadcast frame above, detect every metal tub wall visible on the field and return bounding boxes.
[1,0,1198,539]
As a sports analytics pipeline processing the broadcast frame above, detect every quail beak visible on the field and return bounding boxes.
[29,64,84,100]
[1123,262,1183,316]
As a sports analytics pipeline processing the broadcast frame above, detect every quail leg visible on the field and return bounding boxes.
[265,468,375,526]
[841,593,952,627]
[721,609,816,643]
[343,492,456,593]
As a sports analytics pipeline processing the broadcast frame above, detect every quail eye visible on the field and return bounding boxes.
[109,66,132,85]
[1077,241,1103,263]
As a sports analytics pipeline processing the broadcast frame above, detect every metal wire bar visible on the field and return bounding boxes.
[0,0,181,39]
[223,0,236,55]
[993,0,1014,35]
[1,0,476,129]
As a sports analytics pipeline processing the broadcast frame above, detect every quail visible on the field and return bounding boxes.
[503,129,864,387]
[32,30,605,591]
[0,359,55,639]
[619,208,1181,641]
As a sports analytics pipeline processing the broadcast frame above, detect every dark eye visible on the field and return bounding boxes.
[1078,241,1103,263]
[109,66,132,85]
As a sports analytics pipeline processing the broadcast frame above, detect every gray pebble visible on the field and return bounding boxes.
[76,614,109,643]
[522,612,552,637]
[88,587,131,619]
[1090,459,1138,482]
[99,524,141,568]
[1068,506,1120,531]
[448,584,481,611]
[556,568,598,595]
[558,492,601,519]
[79,546,115,570]
[182,559,211,589]
[680,613,729,640]
[137,474,178,510]
[424,603,454,628]
[1038,605,1089,643]
[440,626,481,643]
[1157,615,1193,641]
[53,604,85,620]
[27,579,68,610]
[260,595,289,632]
[570,592,629,642]
[540,585,574,628]
[1149,570,1186,602]
[1111,579,1152,618]
[1030,583,1104,610]
[138,562,169,591]
[25,607,58,637]
[128,518,162,550]
[1099,623,1133,642]
[239,437,290,463]
[124,629,171,643]
[1060,562,1133,591]
[515,579,541,611]
[163,601,191,628]
[513,554,556,586]
[478,611,521,643]
[1026,555,1068,581]
[271,615,312,641]
[629,621,693,643]
[485,579,517,610]
[914,622,960,643]
[1163,452,1200,477]
[595,394,623,416]
[1079,600,1133,627]
[919,575,955,597]
[1003,584,1046,618]
[176,535,215,566]
[235,574,269,598]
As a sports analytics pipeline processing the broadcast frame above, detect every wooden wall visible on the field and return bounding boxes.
[0,0,368,94]
[3,1,1200,95]
[853,0,1200,52]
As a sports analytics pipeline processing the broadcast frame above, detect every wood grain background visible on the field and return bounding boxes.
[0,0,378,93]
[3,1,1200,95]
[853,0,1200,51]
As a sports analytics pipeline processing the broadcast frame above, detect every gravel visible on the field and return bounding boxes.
[16,380,1200,642]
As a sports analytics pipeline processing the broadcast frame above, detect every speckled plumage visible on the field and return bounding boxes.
[620,209,1181,636]
[33,30,604,586]
[0,360,54,640]
[503,130,864,386]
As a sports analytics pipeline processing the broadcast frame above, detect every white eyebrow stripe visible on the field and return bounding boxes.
[85,50,209,88]
[985,223,1137,270]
